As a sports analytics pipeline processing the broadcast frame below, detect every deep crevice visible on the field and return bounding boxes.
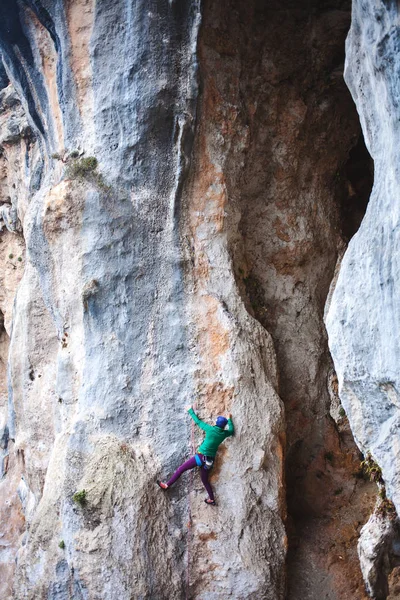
[205,1,375,597]
[339,133,374,242]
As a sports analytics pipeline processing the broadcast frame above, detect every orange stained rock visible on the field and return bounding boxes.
[198,531,217,542]
[0,446,25,599]
[194,294,230,377]
[274,217,292,243]
[196,382,234,416]
[66,0,95,124]
[270,240,314,275]
[43,180,84,235]
[190,168,227,235]
[188,158,230,378]
[186,61,237,418]
[28,10,64,151]
[209,443,228,481]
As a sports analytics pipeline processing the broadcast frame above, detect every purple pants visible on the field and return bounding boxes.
[166,454,214,501]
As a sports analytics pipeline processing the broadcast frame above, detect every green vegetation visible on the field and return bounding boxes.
[376,486,397,520]
[66,155,111,192]
[51,152,62,160]
[334,487,343,496]
[338,407,346,417]
[66,156,98,179]
[358,454,397,519]
[58,540,65,549]
[360,453,383,484]
[8,253,13,259]
[17,257,22,262]
[324,451,334,463]
[377,497,397,520]
[73,489,87,507]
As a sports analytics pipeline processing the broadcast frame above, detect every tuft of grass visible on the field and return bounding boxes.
[73,489,87,507]
[334,487,343,496]
[379,487,387,500]
[8,253,13,259]
[324,451,334,463]
[339,407,346,417]
[360,453,383,484]
[59,540,65,549]
[17,256,22,262]
[51,152,62,160]
[377,494,397,520]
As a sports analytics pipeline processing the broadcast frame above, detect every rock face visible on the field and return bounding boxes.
[196,3,375,599]
[0,1,286,599]
[0,79,30,600]
[327,0,400,557]
[326,1,400,596]
[2,0,399,598]
[358,509,400,600]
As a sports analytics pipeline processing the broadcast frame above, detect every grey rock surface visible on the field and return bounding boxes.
[326,1,400,595]
[0,1,287,598]
[327,0,400,512]
[358,508,400,600]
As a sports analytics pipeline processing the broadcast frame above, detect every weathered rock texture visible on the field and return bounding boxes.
[358,509,400,600]
[0,1,286,599]
[0,79,29,600]
[326,1,400,595]
[196,1,374,598]
[1,0,398,598]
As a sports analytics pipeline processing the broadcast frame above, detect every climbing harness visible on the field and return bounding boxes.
[202,455,214,470]
[194,453,214,469]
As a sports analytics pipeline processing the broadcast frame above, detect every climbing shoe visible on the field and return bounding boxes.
[157,481,168,490]
[204,498,216,506]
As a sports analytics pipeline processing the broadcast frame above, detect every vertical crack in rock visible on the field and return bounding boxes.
[326,2,400,598]
[193,0,376,599]
[0,1,205,598]
[182,4,287,594]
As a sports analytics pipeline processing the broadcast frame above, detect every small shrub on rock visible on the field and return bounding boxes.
[66,155,110,192]
[73,489,87,507]
[66,156,98,179]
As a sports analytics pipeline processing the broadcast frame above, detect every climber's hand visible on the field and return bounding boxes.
[185,404,192,412]
[227,413,232,419]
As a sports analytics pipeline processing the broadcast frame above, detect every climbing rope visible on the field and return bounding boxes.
[186,400,196,600]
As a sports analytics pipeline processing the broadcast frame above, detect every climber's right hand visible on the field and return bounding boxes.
[185,404,192,412]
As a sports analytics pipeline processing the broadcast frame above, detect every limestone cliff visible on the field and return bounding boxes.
[0,1,285,598]
[0,1,399,599]
[326,1,400,597]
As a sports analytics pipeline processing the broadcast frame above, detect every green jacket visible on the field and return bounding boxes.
[188,408,234,457]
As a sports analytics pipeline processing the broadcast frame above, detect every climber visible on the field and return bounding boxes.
[157,405,234,506]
